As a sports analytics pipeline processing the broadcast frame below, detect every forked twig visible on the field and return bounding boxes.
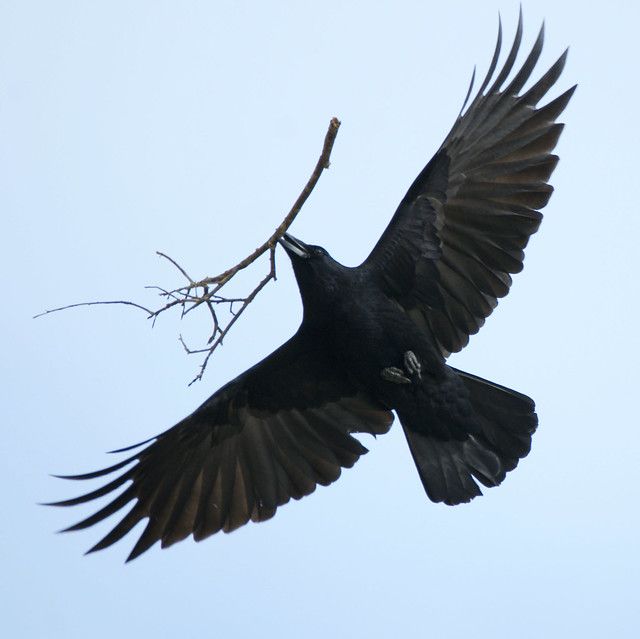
[35,118,341,384]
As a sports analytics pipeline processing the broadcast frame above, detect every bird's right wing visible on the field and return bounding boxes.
[361,13,575,355]
[48,331,393,561]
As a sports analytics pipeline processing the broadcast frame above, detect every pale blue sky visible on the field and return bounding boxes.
[2,1,639,637]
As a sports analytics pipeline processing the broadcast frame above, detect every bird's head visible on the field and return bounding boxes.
[278,233,348,308]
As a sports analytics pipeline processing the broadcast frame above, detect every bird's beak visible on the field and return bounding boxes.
[278,233,311,259]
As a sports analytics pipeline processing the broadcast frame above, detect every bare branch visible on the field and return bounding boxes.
[33,300,154,319]
[156,251,194,282]
[190,116,341,290]
[34,118,342,383]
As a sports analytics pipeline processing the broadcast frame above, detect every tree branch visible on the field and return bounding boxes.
[35,117,341,384]
[192,116,341,289]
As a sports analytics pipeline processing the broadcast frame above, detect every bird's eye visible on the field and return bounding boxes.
[313,247,326,257]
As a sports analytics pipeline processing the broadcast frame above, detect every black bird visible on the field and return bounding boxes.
[50,16,575,561]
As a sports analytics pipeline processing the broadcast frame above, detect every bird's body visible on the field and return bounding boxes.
[298,264,442,389]
[50,14,574,560]
[273,239,536,507]
[308,270,451,429]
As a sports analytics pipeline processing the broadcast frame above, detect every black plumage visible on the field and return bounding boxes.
[49,15,574,561]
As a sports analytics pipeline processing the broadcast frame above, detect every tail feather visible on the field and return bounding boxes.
[402,367,537,505]
[456,368,537,470]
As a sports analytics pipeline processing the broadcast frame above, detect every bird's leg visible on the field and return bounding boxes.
[380,366,412,384]
[403,350,422,380]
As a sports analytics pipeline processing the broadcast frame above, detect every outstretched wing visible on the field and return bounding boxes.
[48,330,393,561]
[361,13,575,355]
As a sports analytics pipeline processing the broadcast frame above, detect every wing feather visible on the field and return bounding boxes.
[362,17,574,354]
[49,332,393,560]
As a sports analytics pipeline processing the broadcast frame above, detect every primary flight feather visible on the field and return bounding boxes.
[49,15,574,561]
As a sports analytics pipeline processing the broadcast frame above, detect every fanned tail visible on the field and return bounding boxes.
[402,367,537,505]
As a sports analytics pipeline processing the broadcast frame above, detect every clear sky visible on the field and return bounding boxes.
[2,1,638,637]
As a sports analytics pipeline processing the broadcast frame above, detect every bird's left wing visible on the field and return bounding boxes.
[360,16,575,355]
[49,330,393,561]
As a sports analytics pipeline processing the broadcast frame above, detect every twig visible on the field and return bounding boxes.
[33,300,154,319]
[156,252,194,282]
[34,118,342,383]
[186,247,278,385]
[190,116,341,290]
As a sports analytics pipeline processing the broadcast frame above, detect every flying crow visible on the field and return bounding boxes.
[50,15,575,561]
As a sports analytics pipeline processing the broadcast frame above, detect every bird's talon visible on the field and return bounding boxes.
[381,366,412,384]
[403,350,422,379]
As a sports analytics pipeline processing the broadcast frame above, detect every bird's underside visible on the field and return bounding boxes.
[49,13,574,561]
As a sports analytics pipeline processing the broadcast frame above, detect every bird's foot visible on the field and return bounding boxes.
[381,351,422,385]
[404,350,422,380]
[381,366,412,385]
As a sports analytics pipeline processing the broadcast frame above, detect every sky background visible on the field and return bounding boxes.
[2,1,639,637]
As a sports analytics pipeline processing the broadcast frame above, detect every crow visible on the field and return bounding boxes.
[49,15,575,561]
